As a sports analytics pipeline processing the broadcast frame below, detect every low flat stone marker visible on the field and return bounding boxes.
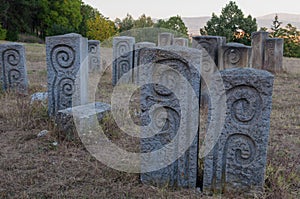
[112,36,135,86]
[158,32,174,46]
[173,38,188,47]
[219,43,252,70]
[251,31,269,69]
[0,43,28,94]
[264,38,284,73]
[138,46,201,188]
[46,33,89,116]
[203,68,274,194]
[88,40,101,73]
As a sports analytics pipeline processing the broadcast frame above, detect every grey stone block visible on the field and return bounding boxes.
[251,31,269,69]
[56,102,111,138]
[46,33,89,116]
[219,43,252,70]
[0,43,28,94]
[138,46,201,188]
[88,40,101,73]
[192,36,226,106]
[158,32,174,46]
[203,68,274,194]
[112,36,135,86]
[173,38,189,47]
[264,38,284,73]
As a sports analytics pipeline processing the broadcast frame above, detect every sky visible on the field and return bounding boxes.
[82,0,299,20]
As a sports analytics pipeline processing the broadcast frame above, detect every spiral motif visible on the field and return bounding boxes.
[8,69,21,84]
[117,41,130,57]
[91,57,99,64]
[89,45,97,54]
[227,86,262,125]
[51,45,75,69]
[3,49,20,66]
[225,134,256,166]
[201,58,213,73]
[59,78,75,96]
[226,48,241,64]
[197,41,211,58]
[266,41,275,56]
[119,60,130,73]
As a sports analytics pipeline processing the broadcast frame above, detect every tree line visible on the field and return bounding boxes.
[0,0,299,57]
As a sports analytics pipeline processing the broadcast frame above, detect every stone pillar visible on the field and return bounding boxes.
[133,42,156,84]
[251,31,269,69]
[0,43,28,94]
[138,46,201,188]
[46,33,89,116]
[158,32,174,46]
[192,36,226,106]
[219,43,252,70]
[203,68,274,194]
[264,38,284,73]
[112,36,135,86]
[173,38,189,47]
[88,40,101,73]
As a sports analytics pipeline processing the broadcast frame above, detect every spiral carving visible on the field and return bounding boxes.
[225,134,256,166]
[227,86,262,125]
[51,45,75,69]
[117,41,130,57]
[8,69,21,85]
[89,45,97,54]
[59,78,75,96]
[3,49,20,66]
[197,41,212,58]
[119,60,130,73]
[225,48,241,64]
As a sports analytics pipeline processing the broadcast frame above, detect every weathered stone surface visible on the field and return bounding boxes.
[173,38,189,47]
[203,68,274,194]
[135,42,156,49]
[56,102,111,139]
[138,46,201,188]
[192,36,226,106]
[112,36,135,86]
[219,43,252,70]
[264,38,284,73]
[192,36,226,69]
[133,42,156,84]
[88,40,101,73]
[46,33,89,116]
[0,43,28,94]
[251,31,269,69]
[158,32,174,46]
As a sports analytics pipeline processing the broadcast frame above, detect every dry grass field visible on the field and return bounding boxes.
[0,41,299,198]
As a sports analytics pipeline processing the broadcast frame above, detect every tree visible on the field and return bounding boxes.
[134,14,154,28]
[271,14,282,37]
[115,14,134,32]
[79,2,99,37]
[200,1,257,45]
[86,13,116,41]
[155,15,188,36]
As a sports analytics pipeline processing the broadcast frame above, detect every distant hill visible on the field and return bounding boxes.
[182,13,300,36]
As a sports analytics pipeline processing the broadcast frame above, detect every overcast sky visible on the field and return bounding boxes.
[82,0,299,20]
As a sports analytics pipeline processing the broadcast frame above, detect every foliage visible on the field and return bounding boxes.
[86,13,117,41]
[271,14,283,37]
[115,13,154,33]
[0,23,7,40]
[200,1,257,45]
[155,15,188,36]
[79,2,100,37]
